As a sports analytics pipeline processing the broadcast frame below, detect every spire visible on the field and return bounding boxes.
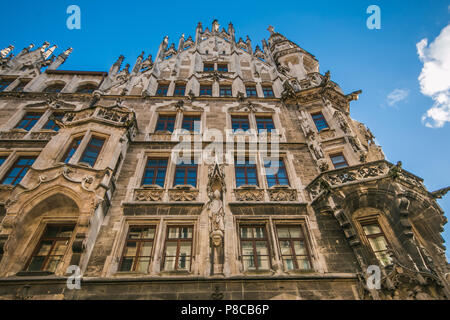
[47,47,73,70]
[131,51,145,75]
[43,45,57,59]
[212,19,219,33]
[246,36,253,54]
[195,22,203,45]
[0,45,14,59]
[40,42,50,53]
[177,34,185,52]
[109,55,125,75]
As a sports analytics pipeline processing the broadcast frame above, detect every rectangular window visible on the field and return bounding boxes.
[217,64,228,72]
[15,112,42,131]
[155,114,176,132]
[311,112,329,132]
[156,83,169,96]
[182,115,201,132]
[163,226,193,271]
[262,86,274,98]
[256,116,275,133]
[62,137,82,163]
[142,158,167,187]
[231,115,250,131]
[0,156,7,167]
[240,226,270,271]
[277,225,311,270]
[12,80,29,92]
[220,85,232,97]
[203,63,214,72]
[235,159,258,187]
[199,85,212,96]
[1,156,36,185]
[0,78,14,92]
[330,153,348,169]
[80,136,105,167]
[26,225,74,273]
[119,226,155,272]
[173,84,186,96]
[264,159,289,187]
[42,113,64,131]
[174,161,198,187]
[362,222,392,266]
[246,86,257,97]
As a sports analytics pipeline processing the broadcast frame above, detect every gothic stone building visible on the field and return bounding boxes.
[0,20,449,300]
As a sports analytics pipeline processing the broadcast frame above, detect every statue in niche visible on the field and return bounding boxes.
[207,161,226,275]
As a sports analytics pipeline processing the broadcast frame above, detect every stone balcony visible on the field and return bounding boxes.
[305,160,425,202]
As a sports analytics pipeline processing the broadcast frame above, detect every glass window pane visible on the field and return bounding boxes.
[119,258,134,271]
[255,241,268,255]
[136,258,150,273]
[363,224,382,235]
[165,242,178,256]
[280,240,292,255]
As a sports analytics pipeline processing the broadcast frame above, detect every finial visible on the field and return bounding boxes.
[267,25,275,35]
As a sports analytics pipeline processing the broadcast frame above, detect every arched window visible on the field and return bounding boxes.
[43,83,65,93]
[76,83,97,94]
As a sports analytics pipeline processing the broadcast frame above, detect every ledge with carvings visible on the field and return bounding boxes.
[122,201,204,216]
[305,160,426,202]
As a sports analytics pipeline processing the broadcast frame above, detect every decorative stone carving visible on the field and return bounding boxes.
[234,188,265,201]
[168,188,199,201]
[268,188,297,201]
[134,188,164,201]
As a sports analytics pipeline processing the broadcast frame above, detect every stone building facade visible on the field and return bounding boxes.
[0,20,448,300]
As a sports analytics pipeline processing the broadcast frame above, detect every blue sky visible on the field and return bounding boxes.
[2,1,450,257]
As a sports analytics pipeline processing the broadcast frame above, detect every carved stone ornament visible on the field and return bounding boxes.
[268,188,297,201]
[235,188,265,201]
[134,188,164,201]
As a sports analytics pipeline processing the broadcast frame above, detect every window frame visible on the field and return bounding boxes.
[24,224,75,273]
[217,64,228,72]
[239,224,272,271]
[79,136,106,167]
[162,225,194,272]
[245,85,258,97]
[231,115,250,132]
[330,152,349,169]
[275,224,312,271]
[173,84,186,96]
[14,112,43,131]
[219,85,232,97]
[203,63,214,72]
[264,158,290,187]
[262,86,274,98]
[1,156,36,186]
[255,115,275,133]
[360,220,392,266]
[181,114,201,132]
[235,158,259,187]
[141,158,168,187]
[42,112,64,131]
[156,83,169,96]
[118,225,157,273]
[155,114,176,132]
[173,161,198,188]
[311,112,329,132]
[199,84,212,96]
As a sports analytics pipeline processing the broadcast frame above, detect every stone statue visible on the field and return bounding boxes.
[209,190,225,234]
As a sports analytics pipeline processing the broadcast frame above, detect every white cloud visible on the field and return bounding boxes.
[416,24,450,128]
[386,88,409,106]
